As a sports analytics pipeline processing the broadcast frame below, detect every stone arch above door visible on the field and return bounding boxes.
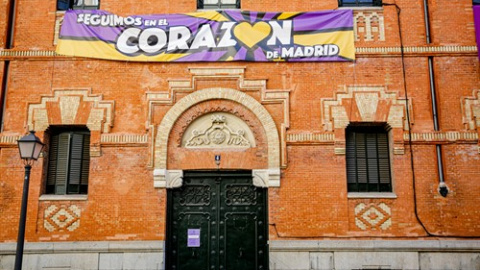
[153,87,280,188]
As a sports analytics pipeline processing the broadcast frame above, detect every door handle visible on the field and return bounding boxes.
[238,248,244,258]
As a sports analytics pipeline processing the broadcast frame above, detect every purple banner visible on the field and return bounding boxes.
[475,6,480,59]
[56,9,355,62]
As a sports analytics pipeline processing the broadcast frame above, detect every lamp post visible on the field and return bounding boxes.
[15,130,44,270]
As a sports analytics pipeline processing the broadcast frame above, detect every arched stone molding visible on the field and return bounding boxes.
[26,88,115,156]
[322,85,412,155]
[153,88,281,188]
[146,66,290,168]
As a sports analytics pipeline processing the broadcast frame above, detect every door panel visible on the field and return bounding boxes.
[166,171,268,270]
[224,213,258,269]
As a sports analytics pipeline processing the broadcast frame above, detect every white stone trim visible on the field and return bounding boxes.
[165,170,183,189]
[252,169,281,187]
[347,192,397,199]
[153,169,184,188]
[153,169,167,188]
[39,195,88,201]
[252,169,269,187]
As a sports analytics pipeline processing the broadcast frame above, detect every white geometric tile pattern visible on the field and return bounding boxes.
[44,205,81,232]
[354,203,392,231]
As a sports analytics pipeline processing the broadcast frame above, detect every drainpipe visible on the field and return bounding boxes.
[423,0,448,197]
[1,0,17,131]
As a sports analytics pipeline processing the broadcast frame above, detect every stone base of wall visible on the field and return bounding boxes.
[270,240,480,270]
[1,240,479,270]
[0,241,164,270]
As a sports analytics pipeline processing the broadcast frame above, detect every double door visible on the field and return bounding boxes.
[166,171,269,270]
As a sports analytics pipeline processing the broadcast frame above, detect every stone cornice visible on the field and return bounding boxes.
[0,45,477,60]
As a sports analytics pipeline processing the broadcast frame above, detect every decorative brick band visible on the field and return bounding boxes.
[0,50,58,58]
[356,46,477,55]
[100,134,149,144]
[404,132,479,142]
[0,135,21,145]
[286,132,478,144]
[287,133,335,143]
[0,46,476,59]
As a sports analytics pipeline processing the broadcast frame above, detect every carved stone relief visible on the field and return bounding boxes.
[182,113,256,149]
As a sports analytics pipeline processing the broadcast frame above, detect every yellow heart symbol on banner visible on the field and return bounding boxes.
[233,22,272,48]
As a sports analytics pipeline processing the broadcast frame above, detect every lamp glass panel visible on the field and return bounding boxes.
[32,142,44,160]
[19,141,35,159]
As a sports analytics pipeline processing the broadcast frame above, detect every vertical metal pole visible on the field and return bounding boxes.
[14,164,31,270]
[6,0,17,49]
[424,0,448,196]
[2,0,17,132]
[423,0,432,44]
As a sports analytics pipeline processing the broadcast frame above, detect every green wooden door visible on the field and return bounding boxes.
[166,171,269,270]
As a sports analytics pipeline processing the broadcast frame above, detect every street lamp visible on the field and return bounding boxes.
[15,130,44,270]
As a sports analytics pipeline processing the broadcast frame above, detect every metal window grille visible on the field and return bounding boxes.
[197,0,240,9]
[46,127,90,195]
[338,0,382,7]
[57,0,99,11]
[346,125,392,192]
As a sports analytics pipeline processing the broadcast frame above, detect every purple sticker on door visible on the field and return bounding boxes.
[187,229,200,247]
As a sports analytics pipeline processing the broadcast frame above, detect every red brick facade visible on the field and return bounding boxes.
[1,0,480,267]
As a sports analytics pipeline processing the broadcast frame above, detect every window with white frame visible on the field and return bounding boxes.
[346,124,392,192]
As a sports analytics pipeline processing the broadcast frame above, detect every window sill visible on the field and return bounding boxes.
[347,192,397,199]
[39,194,88,201]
